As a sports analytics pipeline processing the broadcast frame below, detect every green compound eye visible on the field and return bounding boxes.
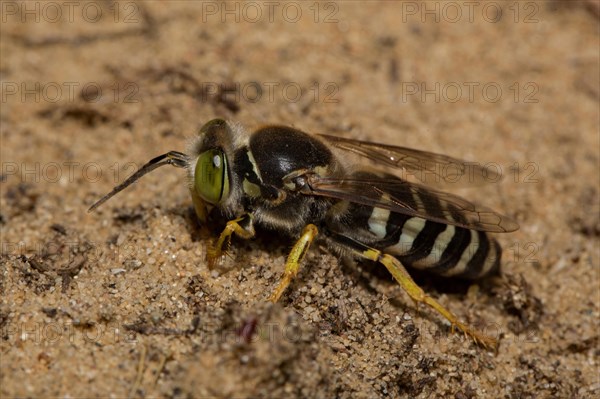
[194,149,229,204]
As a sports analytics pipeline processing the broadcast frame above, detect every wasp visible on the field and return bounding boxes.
[89,119,519,348]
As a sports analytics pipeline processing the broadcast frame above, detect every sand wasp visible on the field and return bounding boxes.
[89,119,518,347]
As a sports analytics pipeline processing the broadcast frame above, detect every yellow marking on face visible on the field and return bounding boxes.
[243,179,262,197]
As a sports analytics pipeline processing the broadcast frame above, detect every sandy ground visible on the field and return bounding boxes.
[1,1,599,398]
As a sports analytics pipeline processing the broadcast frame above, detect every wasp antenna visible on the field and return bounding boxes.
[87,151,189,213]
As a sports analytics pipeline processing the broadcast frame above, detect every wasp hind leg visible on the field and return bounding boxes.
[268,224,318,303]
[328,233,497,348]
[207,215,256,269]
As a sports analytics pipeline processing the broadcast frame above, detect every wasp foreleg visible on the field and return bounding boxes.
[207,215,255,269]
[268,224,318,303]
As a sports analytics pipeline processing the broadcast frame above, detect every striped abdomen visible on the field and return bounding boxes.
[329,188,502,279]
[367,206,501,279]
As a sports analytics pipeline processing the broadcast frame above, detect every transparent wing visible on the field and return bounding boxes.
[318,134,501,187]
[301,174,519,233]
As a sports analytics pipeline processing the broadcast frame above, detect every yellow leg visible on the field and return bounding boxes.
[207,216,255,269]
[268,224,318,303]
[362,248,497,349]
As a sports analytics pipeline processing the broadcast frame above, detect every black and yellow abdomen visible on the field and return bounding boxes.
[325,170,502,280]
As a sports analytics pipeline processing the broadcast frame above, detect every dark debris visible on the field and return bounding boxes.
[494,274,543,334]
